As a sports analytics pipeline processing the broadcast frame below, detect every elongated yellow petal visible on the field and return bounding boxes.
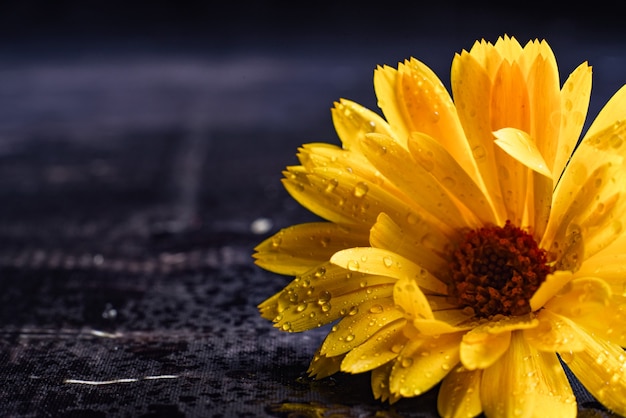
[330,247,448,294]
[373,64,410,146]
[371,361,400,403]
[258,262,395,332]
[360,132,470,229]
[340,319,407,373]
[437,366,483,418]
[525,51,560,174]
[331,98,395,151]
[369,212,451,279]
[307,344,344,379]
[320,298,404,356]
[554,62,592,179]
[394,278,434,320]
[493,127,551,177]
[451,50,506,222]
[253,222,369,275]
[562,328,626,416]
[407,131,497,225]
[390,332,463,397]
[586,83,626,140]
[481,332,576,418]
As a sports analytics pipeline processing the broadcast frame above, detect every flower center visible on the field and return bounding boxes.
[448,221,552,319]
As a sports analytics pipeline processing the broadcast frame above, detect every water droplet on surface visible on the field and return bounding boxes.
[345,334,355,342]
[296,303,307,312]
[383,256,393,268]
[406,212,420,225]
[314,266,326,278]
[317,290,331,304]
[282,322,292,331]
[348,306,359,316]
[401,357,414,368]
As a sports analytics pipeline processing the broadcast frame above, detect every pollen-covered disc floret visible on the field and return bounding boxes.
[448,221,553,318]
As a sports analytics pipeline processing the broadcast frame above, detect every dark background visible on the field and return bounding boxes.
[0,2,624,417]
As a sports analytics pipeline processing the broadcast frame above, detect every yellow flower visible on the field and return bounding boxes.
[254,35,626,417]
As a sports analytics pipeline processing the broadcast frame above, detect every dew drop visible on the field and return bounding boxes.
[406,212,420,225]
[347,260,360,271]
[401,357,414,368]
[369,304,384,314]
[472,145,486,160]
[321,303,331,313]
[281,322,292,331]
[314,266,326,278]
[348,306,359,316]
[441,176,456,189]
[271,235,283,248]
[564,99,573,111]
[382,256,393,268]
[345,334,355,342]
[319,237,331,248]
[353,182,369,198]
[296,303,307,312]
[610,133,624,149]
[317,290,331,304]
[391,344,403,353]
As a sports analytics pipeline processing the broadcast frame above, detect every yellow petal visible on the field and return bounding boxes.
[331,98,395,151]
[258,262,395,332]
[407,131,497,225]
[451,49,506,222]
[562,327,626,416]
[282,162,411,228]
[340,319,407,373]
[575,251,626,296]
[554,62,592,179]
[459,314,538,370]
[523,309,586,352]
[481,332,576,418]
[460,329,511,370]
[330,246,448,295]
[307,345,343,379]
[492,127,551,177]
[371,361,400,403]
[413,309,475,336]
[394,278,434,320]
[320,298,404,356]
[529,270,573,311]
[253,222,369,276]
[369,212,451,279]
[389,332,463,397]
[373,64,412,147]
[586,83,626,140]
[437,366,483,418]
[359,132,471,229]
[524,50,561,176]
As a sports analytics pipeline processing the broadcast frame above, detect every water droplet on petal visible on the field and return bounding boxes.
[347,260,360,271]
[345,334,355,342]
[472,145,486,160]
[383,256,393,267]
[369,304,384,314]
[353,182,369,198]
[401,357,414,368]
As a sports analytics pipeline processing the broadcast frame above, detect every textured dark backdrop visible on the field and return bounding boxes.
[0,2,624,417]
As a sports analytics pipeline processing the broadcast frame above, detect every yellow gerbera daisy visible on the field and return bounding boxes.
[254,35,626,417]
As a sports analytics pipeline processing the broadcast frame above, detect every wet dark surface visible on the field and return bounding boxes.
[0,3,625,417]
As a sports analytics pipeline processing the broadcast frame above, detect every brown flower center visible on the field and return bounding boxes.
[448,221,552,319]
